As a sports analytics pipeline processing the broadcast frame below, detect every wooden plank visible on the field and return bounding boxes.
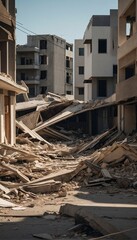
[17,111,40,130]
[42,127,72,141]
[77,128,115,154]
[24,180,62,194]
[23,162,86,186]
[34,103,87,132]
[1,162,30,183]
[16,120,52,146]
[0,143,41,161]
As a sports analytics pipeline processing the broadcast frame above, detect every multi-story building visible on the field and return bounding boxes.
[0,0,26,144]
[65,43,73,95]
[116,0,137,134]
[83,9,118,102]
[74,39,84,101]
[16,35,73,98]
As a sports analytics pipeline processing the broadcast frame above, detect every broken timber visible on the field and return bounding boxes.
[16,120,52,146]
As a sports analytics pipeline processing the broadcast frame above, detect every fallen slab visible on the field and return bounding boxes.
[60,194,137,240]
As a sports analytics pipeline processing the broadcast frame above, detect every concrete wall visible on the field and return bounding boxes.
[124,104,136,134]
[74,39,84,100]
[53,37,65,94]
[92,77,116,100]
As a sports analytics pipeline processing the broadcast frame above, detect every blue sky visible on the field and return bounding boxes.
[16,0,118,45]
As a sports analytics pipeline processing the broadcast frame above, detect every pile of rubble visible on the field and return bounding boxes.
[0,130,137,205]
[0,93,137,206]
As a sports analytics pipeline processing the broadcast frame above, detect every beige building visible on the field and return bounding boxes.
[83,10,118,102]
[16,35,73,98]
[0,0,26,144]
[116,0,137,134]
[74,39,84,100]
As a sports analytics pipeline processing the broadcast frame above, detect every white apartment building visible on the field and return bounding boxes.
[83,10,118,102]
[16,35,73,98]
[74,39,84,100]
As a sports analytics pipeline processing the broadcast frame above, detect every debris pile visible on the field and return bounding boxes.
[0,93,136,206]
[74,142,137,189]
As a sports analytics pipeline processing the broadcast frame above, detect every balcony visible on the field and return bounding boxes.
[116,75,137,102]
[17,63,39,70]
[19,76,40,85]
[118,33,137,59]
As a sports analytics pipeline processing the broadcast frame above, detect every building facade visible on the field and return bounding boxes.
[0,0,26,144]
[83,10,118,102]
[74,39,84,101]
[16,35,73,98]
[116,0,137,134]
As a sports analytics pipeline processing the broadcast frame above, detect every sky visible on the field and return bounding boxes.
[16,0,118,45]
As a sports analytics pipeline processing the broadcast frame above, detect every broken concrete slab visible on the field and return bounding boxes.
[60,192,137,240]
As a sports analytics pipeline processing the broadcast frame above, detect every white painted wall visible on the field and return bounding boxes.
[84,44,92,79]
[92,26,116,77]
[84,83,92,102]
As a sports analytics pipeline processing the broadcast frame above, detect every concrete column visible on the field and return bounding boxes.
[118,104,125,132]
[0,94,5,143]
[0,50,1,72]
[10,95,16,145]
[84,83,92,102]
[6,42,9,74]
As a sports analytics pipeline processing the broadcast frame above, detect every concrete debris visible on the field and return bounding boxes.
[0,93,136,206]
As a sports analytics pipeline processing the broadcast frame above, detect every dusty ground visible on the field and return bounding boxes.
[0,185,137,240]
[0,187,102,240]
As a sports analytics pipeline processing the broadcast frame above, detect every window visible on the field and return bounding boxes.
[29,87,35,97]
[20,73,26,80]
[40,70,47,79]
[98,39,107,53]
[66,57,70,68]
[79,66,84,75]
[66,91,71,95]
[97,80,107,97]
[125,64,135,79]
[21,57,25,65]
[40,40,47,49]
[79,48,84,56]
[41,86,47,94]
[113,65,117,76]
[126,16,135,38]
[79,88,84,95]
[66,72,70,83]
[40,55,47,64]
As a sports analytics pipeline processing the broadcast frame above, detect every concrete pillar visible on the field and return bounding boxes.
[6,42,9,74]
[0,94,5,143]
[84,82,92,102]
[10,95,16,145]
[118,104,124,132]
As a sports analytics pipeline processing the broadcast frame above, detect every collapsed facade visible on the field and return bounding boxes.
[0,0,26,144]
[16,35,73,98]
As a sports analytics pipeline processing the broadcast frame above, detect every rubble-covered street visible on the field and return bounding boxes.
[0,94,137,239]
